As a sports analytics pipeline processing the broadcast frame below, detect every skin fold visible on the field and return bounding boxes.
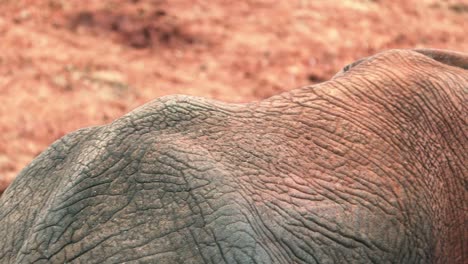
[0,49,466,263]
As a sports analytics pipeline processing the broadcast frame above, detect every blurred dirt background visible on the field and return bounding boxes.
[0,0,467,194]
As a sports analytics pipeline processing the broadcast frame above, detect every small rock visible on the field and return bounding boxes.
[91,70,125,83]
[13,10,30,23]
[52,75,72,90]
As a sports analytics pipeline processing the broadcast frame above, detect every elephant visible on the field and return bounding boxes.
[0,49,466,264]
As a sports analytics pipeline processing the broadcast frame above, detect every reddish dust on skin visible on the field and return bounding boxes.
[0,0,467,194]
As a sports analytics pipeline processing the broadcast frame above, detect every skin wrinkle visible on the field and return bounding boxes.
[366,59,464,225]
[51,173,117,211]
[288,216,373,262]
[159,137,261,263]
[410,81,459,152]
[377,54,465,145]
[291,207,374,250]
[179,156,228,263]
[336,75,432,184]
[441,75,465,104]
[49,199,131,261]
[229,159,287,262]
[290,84,414,217]
[189,229,212,264]
[334,180,395,216]
[32,131,217,260]
[81,212,172,258]
[210,229,229,264]
[318,53,454,258]
[420,77,466,149]
[1,128,99,261]
[38,137,150,261]
[97,217,186,262]
[352,74,425,129]
[249,205,294,263]
[265,215,315,263]
[55,223,139,262]
[312,177,389,223]
[355,78,424,139]
[51,164,129,211]
[240,205,285,263]
[269,197,348,250]
[356,74,444,187]
[0,128,96,212]
[418,78,463,260]
[155,184,196,263]
[285,222,373,258]
[300,166,394,224]
[298,81,404,151]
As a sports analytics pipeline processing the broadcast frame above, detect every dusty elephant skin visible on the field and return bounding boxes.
[0,49,466,263]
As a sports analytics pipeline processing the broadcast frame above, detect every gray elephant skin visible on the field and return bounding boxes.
[0,49,466,264]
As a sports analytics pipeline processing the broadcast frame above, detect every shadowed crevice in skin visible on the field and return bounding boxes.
[414,49,468,70]
[331,58,368,78]
[334,49,468,80]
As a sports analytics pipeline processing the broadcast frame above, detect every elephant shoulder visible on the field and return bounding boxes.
[0,95,242,263]
[0,126,98,262]
[113,94,235,133]
[1,126,98,199]
[0,95,237,262]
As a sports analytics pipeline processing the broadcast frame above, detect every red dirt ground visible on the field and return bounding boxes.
[0,0,467,194]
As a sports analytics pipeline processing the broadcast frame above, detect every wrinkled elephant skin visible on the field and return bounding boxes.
[0,49,466,263]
